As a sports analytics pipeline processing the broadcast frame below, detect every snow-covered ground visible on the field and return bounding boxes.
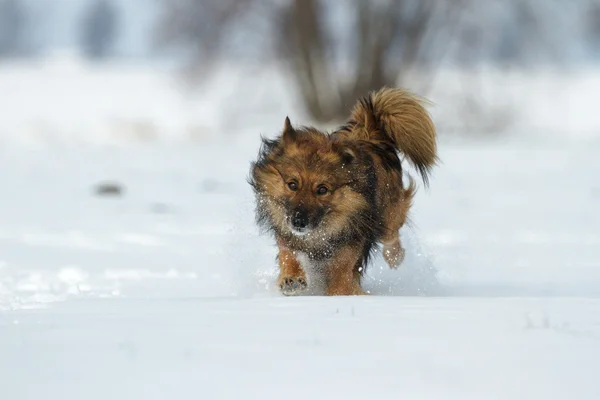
[1,59,600,399]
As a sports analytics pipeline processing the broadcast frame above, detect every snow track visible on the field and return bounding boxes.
[2,297,600,399]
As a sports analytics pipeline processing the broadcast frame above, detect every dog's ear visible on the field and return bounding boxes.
[282,116,297,143]
[339,147,356,165]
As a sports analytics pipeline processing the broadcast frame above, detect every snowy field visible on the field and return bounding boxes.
[1,59,600,399]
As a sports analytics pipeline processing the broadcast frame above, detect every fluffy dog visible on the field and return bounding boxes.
[249,87,437,296]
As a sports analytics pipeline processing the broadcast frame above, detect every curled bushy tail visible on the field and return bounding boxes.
[346,87,438,186]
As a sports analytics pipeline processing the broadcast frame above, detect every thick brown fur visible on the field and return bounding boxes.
[249,87,437,296]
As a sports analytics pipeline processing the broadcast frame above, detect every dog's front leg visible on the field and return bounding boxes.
[325,245,367,296]
[276,239,308,296]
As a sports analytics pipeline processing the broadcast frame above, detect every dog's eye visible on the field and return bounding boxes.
[316,185,329,195]
[287,181,298,191]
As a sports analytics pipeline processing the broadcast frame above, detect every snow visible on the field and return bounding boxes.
[3,297,600,400]
[1,59,600,399]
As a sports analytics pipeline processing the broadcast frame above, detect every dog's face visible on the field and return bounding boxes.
[272,156,337,236]
[250,118,370,241]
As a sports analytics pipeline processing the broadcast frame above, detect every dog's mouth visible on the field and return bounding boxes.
[289,225,311,237]
[285,212,323,238]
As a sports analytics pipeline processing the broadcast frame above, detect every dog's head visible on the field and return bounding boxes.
[249,117,373,241]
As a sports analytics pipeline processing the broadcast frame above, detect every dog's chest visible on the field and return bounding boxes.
[294,251,329,295]
[295,251,326,272]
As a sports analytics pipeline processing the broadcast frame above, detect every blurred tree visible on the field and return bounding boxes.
[586,1,600,57]
[495,1,563,67]
[0,0,27,58]
[81,0,119,59]
[155,0,588,132]
[156,0,465,123]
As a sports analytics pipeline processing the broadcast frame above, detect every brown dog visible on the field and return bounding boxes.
[249,87,437,296]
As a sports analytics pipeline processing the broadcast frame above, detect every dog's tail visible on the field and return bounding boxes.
[346,87,438,186]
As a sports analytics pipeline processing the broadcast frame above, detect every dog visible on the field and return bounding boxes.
[249,87,437,296]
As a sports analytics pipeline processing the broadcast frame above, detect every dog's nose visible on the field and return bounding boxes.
[291,211,309,229]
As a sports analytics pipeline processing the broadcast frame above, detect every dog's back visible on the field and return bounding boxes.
[332,87,438,268]
[334,86,438,186]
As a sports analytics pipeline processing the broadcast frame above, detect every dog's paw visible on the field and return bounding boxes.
[279,276,308,296]
[383,244,405,269]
